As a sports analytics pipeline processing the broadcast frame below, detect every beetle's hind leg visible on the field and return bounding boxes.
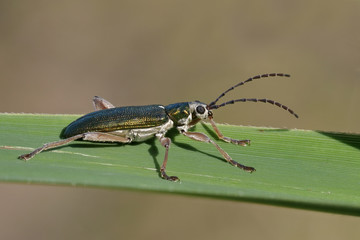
[93,96,115,110]
[18,132,131,161]
[18,134,85,161]
[157,136,179,182]
[208,116,250,146]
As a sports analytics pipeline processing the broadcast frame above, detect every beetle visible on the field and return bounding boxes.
[18,73,298,181]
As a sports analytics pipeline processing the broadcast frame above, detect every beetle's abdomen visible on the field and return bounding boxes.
[61,105,168,138]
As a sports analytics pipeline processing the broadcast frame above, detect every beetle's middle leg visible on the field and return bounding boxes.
[208,116,250,146]
[182,131,255,172]
[157,136,179,182]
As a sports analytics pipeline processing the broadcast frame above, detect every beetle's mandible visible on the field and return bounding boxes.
[18,73,298,181]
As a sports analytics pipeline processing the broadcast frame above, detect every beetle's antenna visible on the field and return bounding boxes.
[208,98,299,118]
[208,73,290,107]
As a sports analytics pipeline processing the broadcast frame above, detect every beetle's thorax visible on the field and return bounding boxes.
[165,101,210,131]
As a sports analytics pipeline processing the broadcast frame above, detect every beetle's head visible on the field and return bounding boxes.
[189,101,212,120]
[206,73,299,119]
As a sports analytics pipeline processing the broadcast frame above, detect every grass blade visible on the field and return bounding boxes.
[1,113,359,215]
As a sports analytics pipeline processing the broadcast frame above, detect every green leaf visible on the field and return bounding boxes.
[1,113,359,216]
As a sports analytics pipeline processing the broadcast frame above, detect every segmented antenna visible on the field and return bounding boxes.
[208,98,299,118]
[208,73,290,107]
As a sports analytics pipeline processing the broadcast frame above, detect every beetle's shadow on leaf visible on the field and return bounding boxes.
[201,123,218,139]
[143,138,161,177]
[169,125,227,164]
[172,142,226,163]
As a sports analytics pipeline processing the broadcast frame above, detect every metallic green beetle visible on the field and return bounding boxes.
[18,73,298,181]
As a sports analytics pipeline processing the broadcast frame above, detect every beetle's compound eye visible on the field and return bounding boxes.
[196,105,205,114]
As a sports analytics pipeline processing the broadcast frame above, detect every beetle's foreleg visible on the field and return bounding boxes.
[208,116,250,146]
[18,134,85,161]
[182,131,255,172]
[158,136,179,182]
[92,96,115,110]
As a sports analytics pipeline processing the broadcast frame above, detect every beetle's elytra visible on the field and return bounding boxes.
[19,73,298,182]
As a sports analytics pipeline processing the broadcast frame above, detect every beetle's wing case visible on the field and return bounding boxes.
[61,105,169,138]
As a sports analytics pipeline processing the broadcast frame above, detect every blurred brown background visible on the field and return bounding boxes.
[1,0,359,239]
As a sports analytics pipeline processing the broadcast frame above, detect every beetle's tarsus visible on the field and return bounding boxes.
[244,166,256,173]
[228,138,250,146]
[161,173,180,182]
[18,153,32,161]
[229,160,255,172]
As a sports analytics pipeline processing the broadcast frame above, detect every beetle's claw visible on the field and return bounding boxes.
[168,176,180,182]
[237,139,250,146]
[18,154,31,161]
[161,173,180,182]
[225,137,250,146]
[229,160,255,173]
[244,166,256,173]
